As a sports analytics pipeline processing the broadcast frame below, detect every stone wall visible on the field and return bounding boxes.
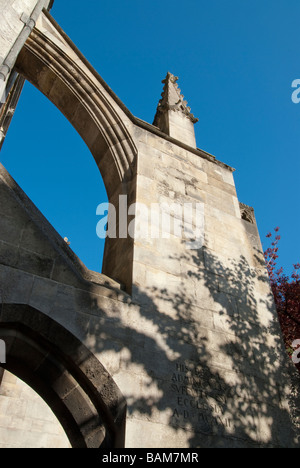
[0,370,70,448]
[1,128,298,446]
[106,125,299,447]
[0,3,299,448]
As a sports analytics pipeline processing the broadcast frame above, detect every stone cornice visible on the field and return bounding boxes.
[135,117,235,173]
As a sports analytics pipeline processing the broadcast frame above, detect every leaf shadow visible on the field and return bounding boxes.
[85,243,300,447]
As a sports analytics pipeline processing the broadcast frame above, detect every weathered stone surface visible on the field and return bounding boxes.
[0,371,70,448]
[0,3,299,450]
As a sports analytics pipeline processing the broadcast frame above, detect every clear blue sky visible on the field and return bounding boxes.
[1,0,299,275]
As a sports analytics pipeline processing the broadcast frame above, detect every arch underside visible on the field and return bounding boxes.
[15,10,137,201]
[14,10,137,292]
[0,303,127,449]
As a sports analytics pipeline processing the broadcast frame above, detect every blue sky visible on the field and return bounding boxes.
[1,0,299,275]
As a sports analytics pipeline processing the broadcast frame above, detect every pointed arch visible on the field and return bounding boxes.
[15,10,137,200]
[14,10,138,291]
[0,303,127,448]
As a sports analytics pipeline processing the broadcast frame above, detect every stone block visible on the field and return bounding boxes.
[0,214,22,245]
[16,247,54,278]
[134,246,180,277]
[185,184,206,202]
[0,264,34,304]
[20,222,57,258]
[29,276,58,314]
[0,240,19,268]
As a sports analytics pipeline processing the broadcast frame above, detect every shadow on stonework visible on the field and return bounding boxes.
[85,246,300,448]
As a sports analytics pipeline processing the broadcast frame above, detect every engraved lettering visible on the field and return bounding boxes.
[171,361,233,431]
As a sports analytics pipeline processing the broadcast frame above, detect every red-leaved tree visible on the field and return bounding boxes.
[264,227,300,371]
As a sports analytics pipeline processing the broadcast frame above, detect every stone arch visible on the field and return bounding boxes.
[15,10,137,200]
[13,9,138,291]
[0,303,127,449]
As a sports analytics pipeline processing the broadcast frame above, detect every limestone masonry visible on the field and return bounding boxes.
[0,0,299,448]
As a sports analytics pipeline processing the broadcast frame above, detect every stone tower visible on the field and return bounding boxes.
[0,1,299,448]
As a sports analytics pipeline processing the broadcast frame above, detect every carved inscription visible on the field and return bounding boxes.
[170,362,233,434]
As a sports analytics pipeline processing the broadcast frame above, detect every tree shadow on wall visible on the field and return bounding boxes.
[85,245,300,448]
